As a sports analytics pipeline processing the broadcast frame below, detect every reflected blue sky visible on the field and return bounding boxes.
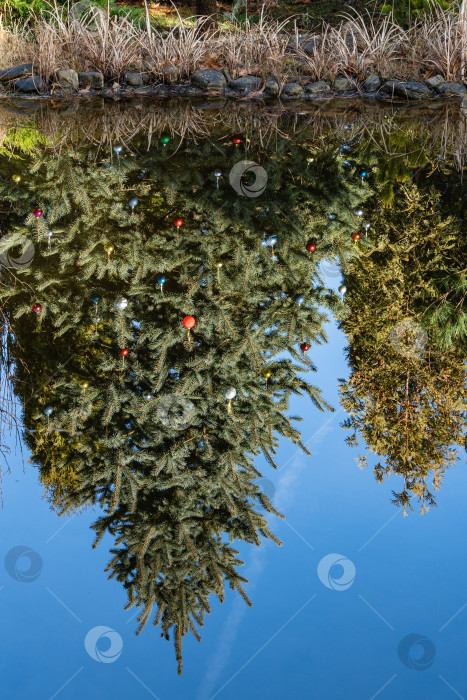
[2,313,467,700]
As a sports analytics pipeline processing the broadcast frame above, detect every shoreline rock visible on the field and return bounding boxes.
[0,62,466,103]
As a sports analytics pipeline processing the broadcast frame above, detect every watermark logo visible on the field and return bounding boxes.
[318,258,341,282]
[85,626,123,663]
[389,319,428,360]
[156,394,196,431]
[398,634,436,671]
[229,161,268,198]
[257,478,276,504]
[0,234,35,270]
[317,553,356,591]
[4,545,43,582]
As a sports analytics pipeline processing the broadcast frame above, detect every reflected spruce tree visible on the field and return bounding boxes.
[0,129,372,672]
[338,171,467,514]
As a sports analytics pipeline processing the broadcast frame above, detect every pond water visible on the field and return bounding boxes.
[0,98,466,699]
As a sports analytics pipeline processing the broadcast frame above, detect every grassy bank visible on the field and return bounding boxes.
[0,2,466,86]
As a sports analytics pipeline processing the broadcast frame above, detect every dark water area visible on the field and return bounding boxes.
[0,97,466,697]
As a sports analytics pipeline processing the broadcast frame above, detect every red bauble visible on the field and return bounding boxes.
[351,232,361,241]
[173,217,183,228]
[32,208,42,217]
[306,241,316,253]
[75,261,83,268]
[119,348,129,357]
[232,136,242,145]
[300,342,310,352]
[183,315,196,329]
[32,303,42,313]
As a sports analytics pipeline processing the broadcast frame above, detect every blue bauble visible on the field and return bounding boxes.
[128,197,138,208]
[157,275,166,284]
[262,234,277,247]
[43,406,53,416]
[360,171,368,178]
[295,295,305,305]
[328,213,337,220]
[113,145,123,154]
[92,296,99,303]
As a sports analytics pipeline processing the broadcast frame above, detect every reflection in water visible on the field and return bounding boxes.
[0,99,466,671]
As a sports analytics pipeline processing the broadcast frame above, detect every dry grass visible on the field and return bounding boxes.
[0,15,31,72]
[221,11,291,83]
[0,2,466,85]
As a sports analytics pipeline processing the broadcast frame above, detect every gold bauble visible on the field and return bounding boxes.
[261,368,272,379]
[104,243,114,254]
[12,175,21,183]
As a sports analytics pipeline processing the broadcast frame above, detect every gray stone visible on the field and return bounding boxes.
[363,74,381,92]
[54,69,78,90]
[190,69,227,90]
[13,76,45,93]
[163,65,179,84]
[124,71,144,86]
[0,63,34,82]
[78,71,104,89]
[436,81,466,96]
[302,39,319,55]
[281,82,303,97]
[304,81,331,95]
[287,34,319,55]
[229,75,262,91]
[426,74,445,88]
[264,79,279,96]
[334,77,351,91]
[381,80,432,99]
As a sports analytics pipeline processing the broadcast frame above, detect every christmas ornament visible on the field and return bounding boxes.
[80,380,89,390]
[128,197,138,210]
[261,368,271,387]
[183,315,195,348]
[143,393,152,400]
[262,234,277,247]
[115,297,128,310]
[360,170,368,178]
[213,260,223,282]
[46,231,53,250]
[295,295,305,305]
[160,135,170,145]
[354,208,364,217]
[156,274,166,294]
[232,135,242,145]
[92,296,100,303]
[300,342,310,352]
[32,208,42,217]
[328,213,337,220]
[306,240,316,253]
[113,145,123,154]
[214,170,222,189]
[224,387,236,414]
[173,217,183,228]
[12,175,21,183]
[351,232,361,241]
[183,316,196,329]
[43,406,53,416]
[119,348,129,357]
[32,303,42,313]
[104,243,114,257]
[75,261,83,268]
[338,285,347,299]
[364,222,371,237]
